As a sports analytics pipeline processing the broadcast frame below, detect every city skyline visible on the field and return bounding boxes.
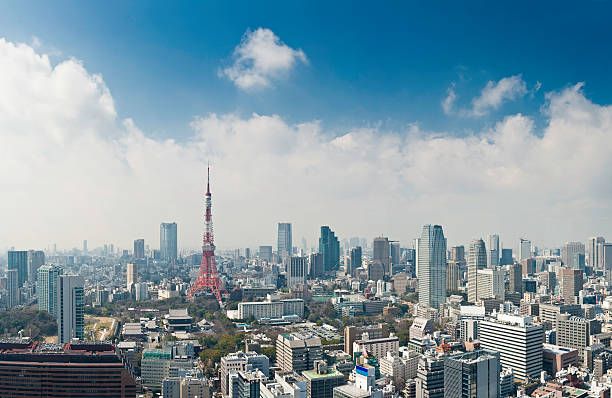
[1,3,612,250]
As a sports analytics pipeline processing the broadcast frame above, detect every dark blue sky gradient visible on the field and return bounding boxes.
[1,1,611,138]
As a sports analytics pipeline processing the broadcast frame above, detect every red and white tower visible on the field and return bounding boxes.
[187,166,227,302]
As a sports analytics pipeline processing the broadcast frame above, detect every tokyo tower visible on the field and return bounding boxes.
[187,166,227,302]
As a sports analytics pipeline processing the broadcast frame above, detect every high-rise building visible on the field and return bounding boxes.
[467,239,486,303]
[450,246,465,262]
[500,248,513,265]
[390,241,400,267]
[37,264,62,317]
[309,253,324,278]
[589,237,605,269]
[127,263,138,291]
[415,354,445,398]
[278,223,293,259]
[7,269,19,308]
[134,238,145,259]
[349,247,362,274]
[417,225,447,310]
[556,314,599,358]
[519,238,531,260]
[487,234,500,267]
[8,250,28,288]
[319,226,340,271]
[444,350,500,398]
[446,260,459,292]
[277,334,323,372]
[479,313,543,382]
[27,250,45,283]
[160,222,178,261]
[538,303,583,329]
[82,240,88,254]
[57,275,85,343]
[561,269,583,304]
[373,237,391,276]
[508,263,523,294]
[476,268,505,302]
[259,246,273,262]
[287,256,307,287]
[602,244,612,278]
[562,242,585,269]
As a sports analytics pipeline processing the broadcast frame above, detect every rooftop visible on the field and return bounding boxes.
[302,368,344,380]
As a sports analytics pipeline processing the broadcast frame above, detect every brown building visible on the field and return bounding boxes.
[343,325,387,356]
[0,339,136,397]
[561,269,583,304]
[543,344,578,375]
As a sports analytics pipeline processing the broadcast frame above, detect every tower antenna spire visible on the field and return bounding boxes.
[207,162,210,194]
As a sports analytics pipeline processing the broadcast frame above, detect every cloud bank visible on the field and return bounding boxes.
[220,28,307,90]
[1,38,611,253]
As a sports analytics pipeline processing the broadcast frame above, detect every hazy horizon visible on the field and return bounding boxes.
[1,3,611,252]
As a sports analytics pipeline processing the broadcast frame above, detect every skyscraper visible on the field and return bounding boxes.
[486,234,499,267]
[7,269,19,308]
[446,260,459,292]
[508,263,523,294]
[519,238,531,260]
[134,238,145,259]
[127,263,138,291]
[37,264,62,317]
[589,237,605,269]
[287,256,307,287]
[476,268,505,301]
[27,250,45,283]
[319,226,340,271]
[467,239,486,303]
[500,248,513,265]
[259,246,273,262]
[57,275,85,343]
[349,246,362,273]
[82,240,88,254]
[309,253,324,278]
[450,246,465,263]
[418,225,447,310]
[390,241,400,267]
[562,241,585,269]
[8,250,28,288]
[160,222,178,261]
[373,237,391,276]
[277,223,292,258]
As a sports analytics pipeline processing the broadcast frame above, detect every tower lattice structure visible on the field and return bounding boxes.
[187,166,227,302]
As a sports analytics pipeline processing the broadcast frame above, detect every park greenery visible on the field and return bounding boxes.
[0,306,57,339]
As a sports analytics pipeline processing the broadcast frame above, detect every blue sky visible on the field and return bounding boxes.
[3,1,611,139]
[1,1,612,250]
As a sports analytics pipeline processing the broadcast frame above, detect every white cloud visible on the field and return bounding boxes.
[441,84,457,115]
[0,38,611,253]
[443,75,528,117]
[220,28,307,90]
[471,75,528,116]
